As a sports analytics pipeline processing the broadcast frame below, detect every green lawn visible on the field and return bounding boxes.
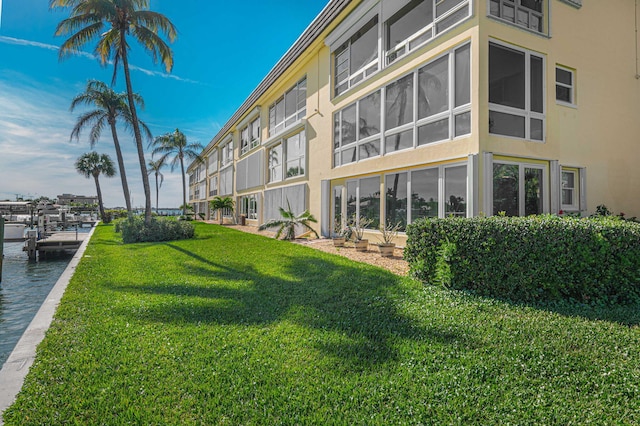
[3,223,640,424]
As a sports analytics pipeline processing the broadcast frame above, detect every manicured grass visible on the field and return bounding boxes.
[4,223,640,424]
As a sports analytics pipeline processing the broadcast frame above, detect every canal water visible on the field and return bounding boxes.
[0,242,74,367]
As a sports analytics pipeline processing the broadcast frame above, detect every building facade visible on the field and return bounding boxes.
[189,0,640,243]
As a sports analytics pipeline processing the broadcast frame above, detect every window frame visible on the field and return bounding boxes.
[488,0,546,34]
[219,138,234,168]
[209,175,218,197]
[492,160,548,216]
[268,77,307,137]
[333,15,380,97]
[240,194,259,220]
[489,40,546,142]
[555,65,575,106]
[267,129,306,183]
[333,42,472,167]
[240,117,261,156]
[560,168,579,210]
[385,0,471,66]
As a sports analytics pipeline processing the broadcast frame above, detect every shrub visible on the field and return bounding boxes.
[115,216,195,243]
[404,215,640,304]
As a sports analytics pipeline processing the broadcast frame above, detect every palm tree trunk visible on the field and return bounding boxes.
[93,173,106,222]
[121,45,152,223]
[108,118,132,212]
[155,172,160,213]
[180,155,187,217]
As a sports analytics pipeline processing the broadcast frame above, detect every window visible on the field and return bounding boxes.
[333,43,471,166]
[208,150,218,175]
[386,0,471,65]
[493,162,545,216]
[346,176,380,229]
[240,117,261,155]
[333,91,381,166]
[334,17,379,97]
[285,132,305,178]
[561,168,578,210]
[269,77,306,136]
[268,143,283,183]
[489,0,545,33]
[240,194,259,220]
[556,66,575,105]
[386,163,467,230]
[219,166,233,196]
[209,175,218,197]
[268,131,306,183]
[489,41,544,141]
[220,140,233,167]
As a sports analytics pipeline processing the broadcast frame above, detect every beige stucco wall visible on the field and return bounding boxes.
[478,0,640,216]
[191,0,640,239]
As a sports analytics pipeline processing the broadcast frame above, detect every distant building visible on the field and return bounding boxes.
[57,193,98,206]
[189,0,638,242]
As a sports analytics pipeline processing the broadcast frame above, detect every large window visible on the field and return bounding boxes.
[209,175,218,197]
[220,139,233,167]
[240,194,259,220]
[493,162,545,216]
[208,150,218,175]
[333,91,381,166]
[269,77,306,137]
[240,117,261,155]
[386,163,467,230]
[333,43,471,166]
[268,131,306,183]
[334,17,379,97]
[346,176,381,229]
[386,0,471,65]
[489,0,544,33]
[489,41,544,141]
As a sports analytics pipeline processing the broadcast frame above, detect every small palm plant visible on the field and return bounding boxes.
[259,200,319,241]
[75,151,116,223]
[210,196,234,225]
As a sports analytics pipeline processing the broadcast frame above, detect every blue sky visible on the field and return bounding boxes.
[0,0,328,208]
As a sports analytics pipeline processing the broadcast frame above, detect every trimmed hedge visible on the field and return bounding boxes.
[115,216,195,243]
[404,215,640,304]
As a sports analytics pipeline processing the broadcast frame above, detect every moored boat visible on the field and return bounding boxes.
[4,223,27,242]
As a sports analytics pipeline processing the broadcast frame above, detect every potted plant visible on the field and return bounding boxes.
[331,217,351,247]
[377,221,401,257]
[349,215,373,252]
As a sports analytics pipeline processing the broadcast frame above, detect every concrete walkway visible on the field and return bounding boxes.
[0,225,96,424]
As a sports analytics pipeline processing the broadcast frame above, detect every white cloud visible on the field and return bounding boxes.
[0,36,201,84]
[0,76,186,208]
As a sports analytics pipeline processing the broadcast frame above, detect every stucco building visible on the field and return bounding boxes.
[189,0,640,243]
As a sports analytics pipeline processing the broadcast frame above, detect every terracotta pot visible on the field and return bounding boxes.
[332,237,345,247]
[378,243,396,257]
[354,239,369,252]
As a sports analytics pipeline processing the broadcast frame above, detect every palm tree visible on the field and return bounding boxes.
[209,196,234,225]
[258,200,319,241]
[147,158,166,214]
[51,0,177,223]
[70,79,152,213]
[75,151,116,223]
[150,129,204,217]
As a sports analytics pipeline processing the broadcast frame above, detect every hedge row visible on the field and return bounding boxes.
[404,215,640,304]
[115,216,195,243]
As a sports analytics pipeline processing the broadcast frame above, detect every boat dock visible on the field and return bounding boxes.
[23,230,88,260]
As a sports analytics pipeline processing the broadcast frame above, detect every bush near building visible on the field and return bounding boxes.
[404,215,640,304]
[115,216,194,243]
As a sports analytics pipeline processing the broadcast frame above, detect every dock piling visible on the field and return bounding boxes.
[1,217,4,281]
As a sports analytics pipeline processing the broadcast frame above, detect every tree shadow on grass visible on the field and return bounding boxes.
[110,241,474,369]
